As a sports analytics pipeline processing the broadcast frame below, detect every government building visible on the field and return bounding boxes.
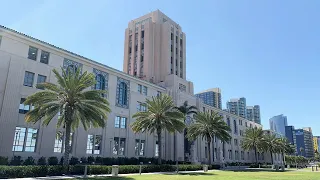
[0,10,271,165]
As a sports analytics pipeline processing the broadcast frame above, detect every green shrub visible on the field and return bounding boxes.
[47,165,64,176]
[88,165,111,175]
[48,157,59,165]
[37,157,47,165]
[0,156,8,165]
[87,156,95,164]
[95,156,103,164]
[70,157,79,165]
[10,156,23,166]
[23,156,35,165]
[80,157,88,164]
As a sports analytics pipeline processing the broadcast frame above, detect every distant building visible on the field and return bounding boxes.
[285,126,315,158]
[246,105,261,124]
[314,136,320,153]
[269,114,288,136]
[195,88,222,109]
[226,97,246,118]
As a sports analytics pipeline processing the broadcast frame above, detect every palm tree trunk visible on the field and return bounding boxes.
[254,147,258,163]
[207,138,212,165]
[63,123,71,166]
[282,152,285,165]
[157,129,162,165]
[270,150,273,165]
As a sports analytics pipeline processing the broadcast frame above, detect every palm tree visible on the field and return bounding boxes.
[176,101,198,161]
[131,94,186,164]
[241,127,264,163]
[261,134,279,165]
[277,137,295,164]
[24,68,111,165]
[187,111,231,165]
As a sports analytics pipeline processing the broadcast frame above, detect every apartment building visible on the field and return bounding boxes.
[195,88,222,109]
[0,11,262,164]
[270,114,288,136]
[226,97,247,118]
[246,105,261,124]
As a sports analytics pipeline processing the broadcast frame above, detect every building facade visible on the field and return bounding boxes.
[195,88,222,109]
[0,11,263,165]
[269,114,288,136]
[285,126,315,158]
[226,97,246,118]
[246,105,261,124]
[313,136,320,153]
[123,10,186,84]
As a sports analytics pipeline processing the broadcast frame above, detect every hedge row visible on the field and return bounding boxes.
[0,156,190,166]
[0,164,220,178]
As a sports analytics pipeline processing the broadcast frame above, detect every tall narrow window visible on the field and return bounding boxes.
[119,138,126,155]
[155,141,159,157]
[120,117,127,129]
[95,74,105,90]
[113,137,119,155]
[28,46,38,60]
[135,139,140,156]
[87,135,102,154]
[37,75,46,89]
[140,140,145,156]
[24,71,35,87]
[138,84,142,94]
[40,50,50,64]
[12,127,26,152]
[118,82,127,105]
[142,86,147,95]
[54,131,64,153]
[115,116,120,128]
[86,135,94,154]
[233,120,238,134]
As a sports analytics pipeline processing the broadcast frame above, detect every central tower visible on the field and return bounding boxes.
[123,10,186,84]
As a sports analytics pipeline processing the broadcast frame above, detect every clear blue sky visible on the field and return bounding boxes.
[1,0,320,135]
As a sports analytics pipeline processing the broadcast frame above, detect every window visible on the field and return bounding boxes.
[241,151,244,160]
[203,107,205,112]
[233,120,238,134]
[142,86,147,95]
[40,50,50,64]
[227,118,231,127]
[113,137,126,155]
[137,102,147,112]
[157,91,161,97]
[95,74,105,90]
[234,139,238,146]
[155,141,159,157]
[19,98,31,114]
[36,75,46,89]
[138,84,142,93]
[135,139,145,156]
[245,122,248,127]
[141,31,144,38]
[24,71,34,87]
[54,131,64,153]
[205,147,208,158]
[118,82,128,106]
[228,150,232,159]
[28,46,38,60]
[12,127,38,152]
[86,135,102,154]
[240,130,243,136]
[235,150,239,160]
[66,65,78,75]
[179,83,186,92]
[247,152,250,160]
[115,116,127,129]
[120,117,127,128]
[53,132,73,153]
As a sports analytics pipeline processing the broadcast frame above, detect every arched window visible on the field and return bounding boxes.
[233,119,238,134]
[118,82,127,105]
[95,74,105,90]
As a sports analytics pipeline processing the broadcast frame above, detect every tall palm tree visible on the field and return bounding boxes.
[187,111,231,165]
[131,94,186,164]
[241,127,264,163]
[24,68,111,165]
[261,134,279,165]
[176,101,197,161]
[277,137,295,164]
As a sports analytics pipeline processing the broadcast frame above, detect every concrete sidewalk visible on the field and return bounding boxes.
[6,169,216,180]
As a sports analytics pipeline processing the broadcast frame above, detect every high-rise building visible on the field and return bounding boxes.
[246,105,261,124]
[195,88,222,109]
[313,136,320,153]
[123,10,186,84]
[226,97,246,118]
[285,126,315,158]
[269,114,288,136]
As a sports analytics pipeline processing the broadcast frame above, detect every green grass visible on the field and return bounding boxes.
[88,170,320,180]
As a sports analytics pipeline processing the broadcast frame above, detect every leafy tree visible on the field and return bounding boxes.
[276,137,295,164]
[241,127,264,163]
[131,94,185,164]
[24,68,110,165]
[187,111,231,165]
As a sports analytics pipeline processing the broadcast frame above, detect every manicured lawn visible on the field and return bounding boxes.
[88,170,319,180]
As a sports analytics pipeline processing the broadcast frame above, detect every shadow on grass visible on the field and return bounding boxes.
[224,168,294,173]
[177,172,216,176]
